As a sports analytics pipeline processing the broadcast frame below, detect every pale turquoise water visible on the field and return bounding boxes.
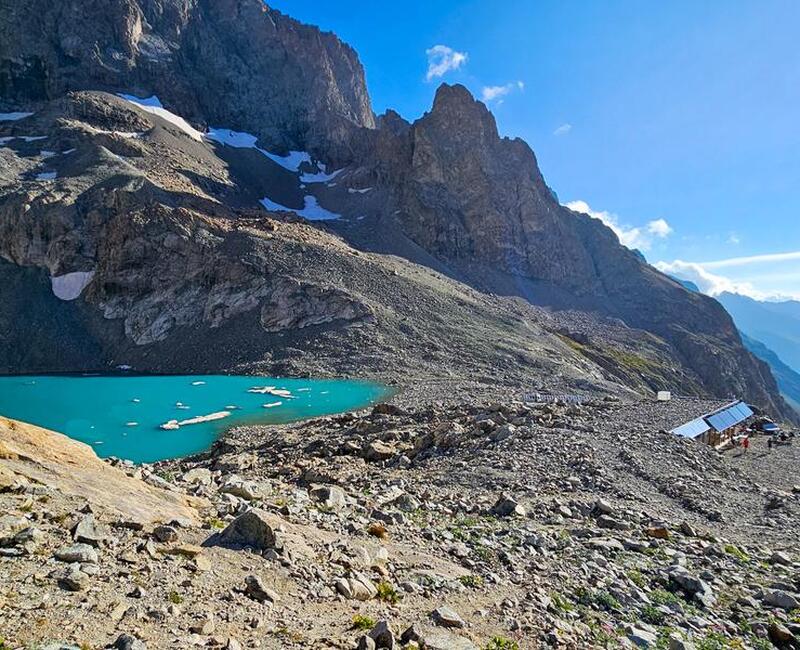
[0,375,388,463]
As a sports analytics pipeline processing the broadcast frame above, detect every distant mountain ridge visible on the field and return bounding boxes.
[717,292,800,375]
[740,334,800,413]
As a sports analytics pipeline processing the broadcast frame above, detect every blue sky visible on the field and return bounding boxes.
[270,0,800,300]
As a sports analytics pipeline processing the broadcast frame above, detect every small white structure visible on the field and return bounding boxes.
[656,391,672,402]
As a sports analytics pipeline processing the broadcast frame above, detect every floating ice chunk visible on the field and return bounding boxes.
[117,364,132,370]
[248,386,292,398]
[51,271,94,301]
[22,136,46,142]
[36,171,57,181]
[225,405,239,410]
[247,386,276,394]
[0,112,33,121]
[263,401,282,408]
[61,148,76,155]
[191,381,206,386]
[118,93,204,141]
[131,398,140,403]
[259,195,340,221]
[179,411,230,426]
[40,150,56,158]
[125,422,138,427]
[348,187,373,194]
[160,410,231,430]
[296,388,311,392]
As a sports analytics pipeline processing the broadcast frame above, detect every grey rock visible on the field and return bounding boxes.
[244,575,280,603]
[73,514,104,546]
[432,605,466,628]
[764,589,799,610]
[152,525,178,543]
[309,484,347,510]
[401,624,477,650]
[110,634,147,650]
[368,619,395,649]
[211,510,277,551]
[55,543,98,564]
[491,494,526,517]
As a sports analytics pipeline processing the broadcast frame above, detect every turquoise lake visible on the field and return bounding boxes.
[0,375,388,463]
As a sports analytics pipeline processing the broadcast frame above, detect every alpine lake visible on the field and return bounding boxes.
[0,374,389,463]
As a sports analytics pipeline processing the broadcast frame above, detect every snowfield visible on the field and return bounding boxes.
[118,94,204,141]
[259,195,340,221]
[50,271,95,301]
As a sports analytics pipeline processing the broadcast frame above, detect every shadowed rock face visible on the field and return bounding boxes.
[0,0,374,157]
[359,84,791,418]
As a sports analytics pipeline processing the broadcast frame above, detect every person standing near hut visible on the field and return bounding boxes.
[742,435,750,454]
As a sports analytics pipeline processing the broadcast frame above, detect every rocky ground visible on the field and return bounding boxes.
[2,397,799,650]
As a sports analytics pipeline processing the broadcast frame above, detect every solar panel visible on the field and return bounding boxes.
[707,401,752,432]
[672,417,710,438]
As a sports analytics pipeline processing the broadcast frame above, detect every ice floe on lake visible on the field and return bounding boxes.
[160,410,231,430]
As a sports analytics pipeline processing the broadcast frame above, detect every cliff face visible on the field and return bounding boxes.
[362,84,790,417]
[0,0,374,157]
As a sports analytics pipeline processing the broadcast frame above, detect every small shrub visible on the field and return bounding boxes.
[723,544,750,563]
[376,581,401,604]
[168,590,184,604]
[485,637,519,650]
[594,590,620,611]
[352,614,376,631]
[459,574,484,588]
[640,604,665,625]
[650,588,680,606]
[628,569,647,588]
[550,592,573,612]
[206,517,226,530]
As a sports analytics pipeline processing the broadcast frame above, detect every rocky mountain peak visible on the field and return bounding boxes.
[427,83,500,143]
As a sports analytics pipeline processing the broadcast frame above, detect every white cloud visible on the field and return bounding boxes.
[647,218,673,238]
[565,200,673,252]
[425,45,468,81]
[701,250,800,270]
[654,260,761,297]
[655,253,800,301]
[553,123,572,136]
[481,80,525,103]
[727,233,741,245]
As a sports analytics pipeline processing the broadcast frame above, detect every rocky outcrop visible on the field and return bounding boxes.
[0,0,374,158]
[0,416,203,525]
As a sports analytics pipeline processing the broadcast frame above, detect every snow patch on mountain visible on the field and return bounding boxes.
[259,195,340,221]
[118,94,204,141]
[0,112,33,121]
[51,271,95,301]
